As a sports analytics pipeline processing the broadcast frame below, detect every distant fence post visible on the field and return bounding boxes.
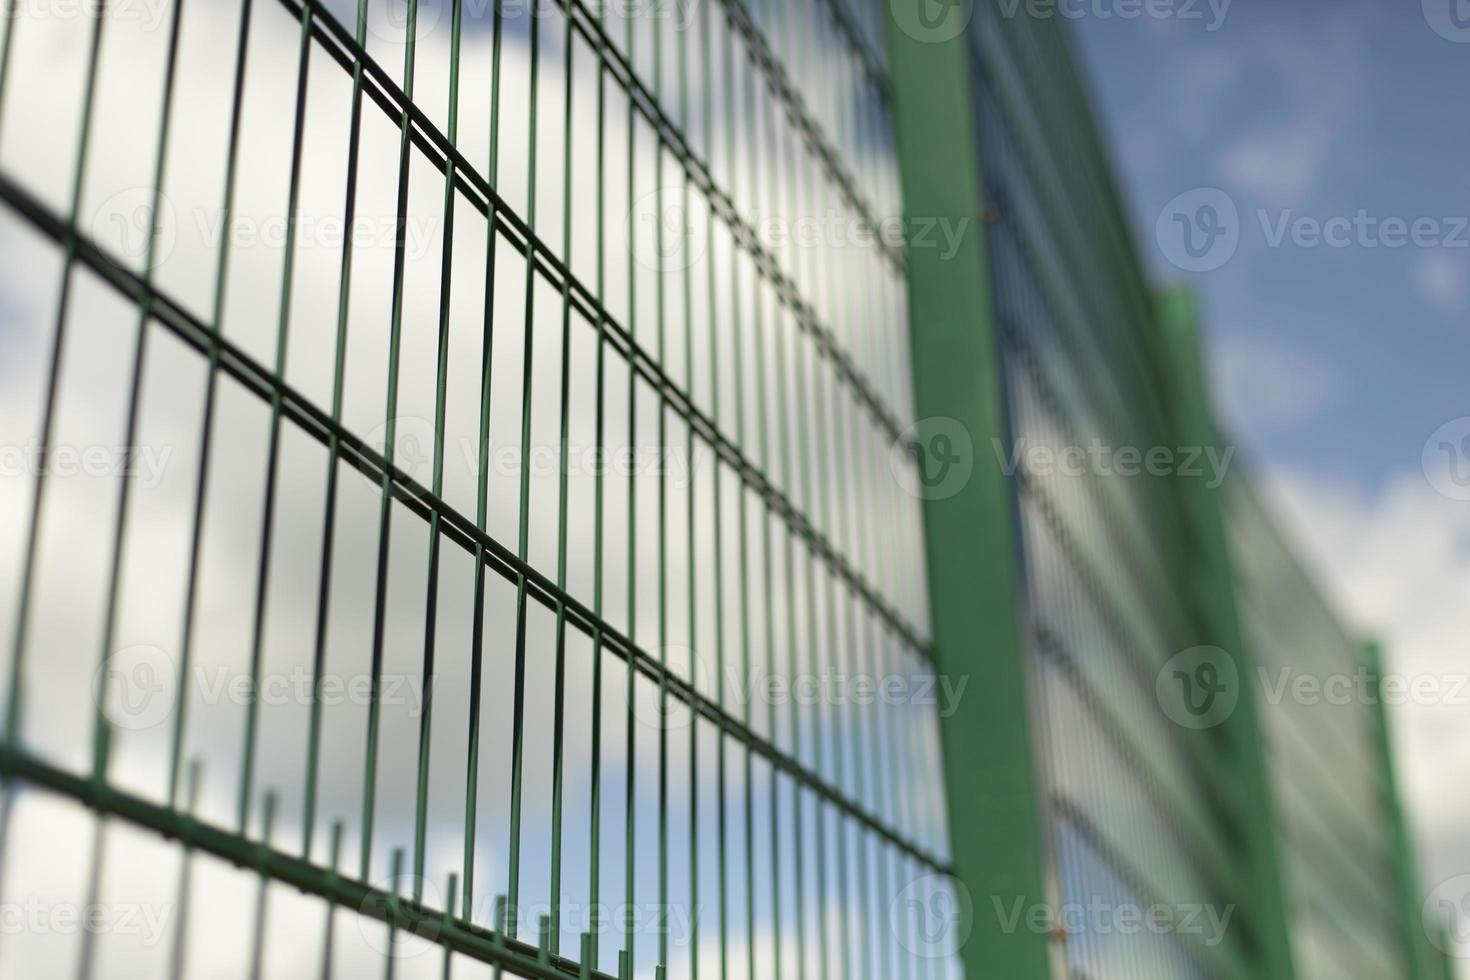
[885,4,1054,977]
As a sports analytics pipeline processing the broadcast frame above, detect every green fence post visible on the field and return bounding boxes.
[1363,639,1431,980]
[1156,287,1297,980]
[885,5,1053,978]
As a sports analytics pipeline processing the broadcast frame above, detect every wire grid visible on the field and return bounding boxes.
[0,0,956,976]
[1227,477,1405,980]
[967,7,1261,980]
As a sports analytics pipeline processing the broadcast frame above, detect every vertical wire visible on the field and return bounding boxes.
[506,0,543,924]
[548,0,576,953]
[414,0,465,904]
[5,0,109,756]
[652,6,670,976]
[238,0,314,835]
[620,3,637,969]
[90,0,188,787]
[462,0,504,918]
[74,796,108,980]
[167,0,256,811]
[678,5,698,978]
[301,0,368,860]
[248,792,278,980]
[585,0,609,968]
[167,761,202,980]
[361,0,420,882]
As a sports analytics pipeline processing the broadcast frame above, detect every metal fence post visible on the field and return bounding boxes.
[1155,287,1297,980]
[1363,639,1432,980]
[885,5,1053,978]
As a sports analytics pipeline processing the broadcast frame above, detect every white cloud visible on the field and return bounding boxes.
[1260,466,1470,945]
[1416,252,1467,311]
[1211,332,1341,440]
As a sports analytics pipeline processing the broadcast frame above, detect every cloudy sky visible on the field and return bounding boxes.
[1070,0,1470,962]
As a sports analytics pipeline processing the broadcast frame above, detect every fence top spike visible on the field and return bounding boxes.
[618,949,630,980]
[492,894,507,943]
[579,933,594,979]
[444,872,459,919]
[537,914,552,963]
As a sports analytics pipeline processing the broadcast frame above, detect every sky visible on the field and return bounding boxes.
[0,0,1462,974]
[1069,0,1470,964]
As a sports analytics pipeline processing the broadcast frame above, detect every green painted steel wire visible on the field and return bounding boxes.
[239,3,314,837]
[167,762,202,980]
[248,791,278,980]
[0,8,961,980]
[361,0,420,882]
[4,0,108,752]
[463,0,505,919]
[303,0,368,860]
[0,131,944,877]
[90,0,187,792]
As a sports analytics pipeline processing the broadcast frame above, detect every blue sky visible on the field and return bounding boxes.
[1069,0,1467,496]
[1069,0,1470,954]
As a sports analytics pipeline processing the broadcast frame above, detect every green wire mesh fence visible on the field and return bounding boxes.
[0,0,959,976]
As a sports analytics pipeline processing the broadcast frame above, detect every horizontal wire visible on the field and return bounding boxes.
[0,165,947,875]
[279,0,932,657]
[0,746,617,980]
